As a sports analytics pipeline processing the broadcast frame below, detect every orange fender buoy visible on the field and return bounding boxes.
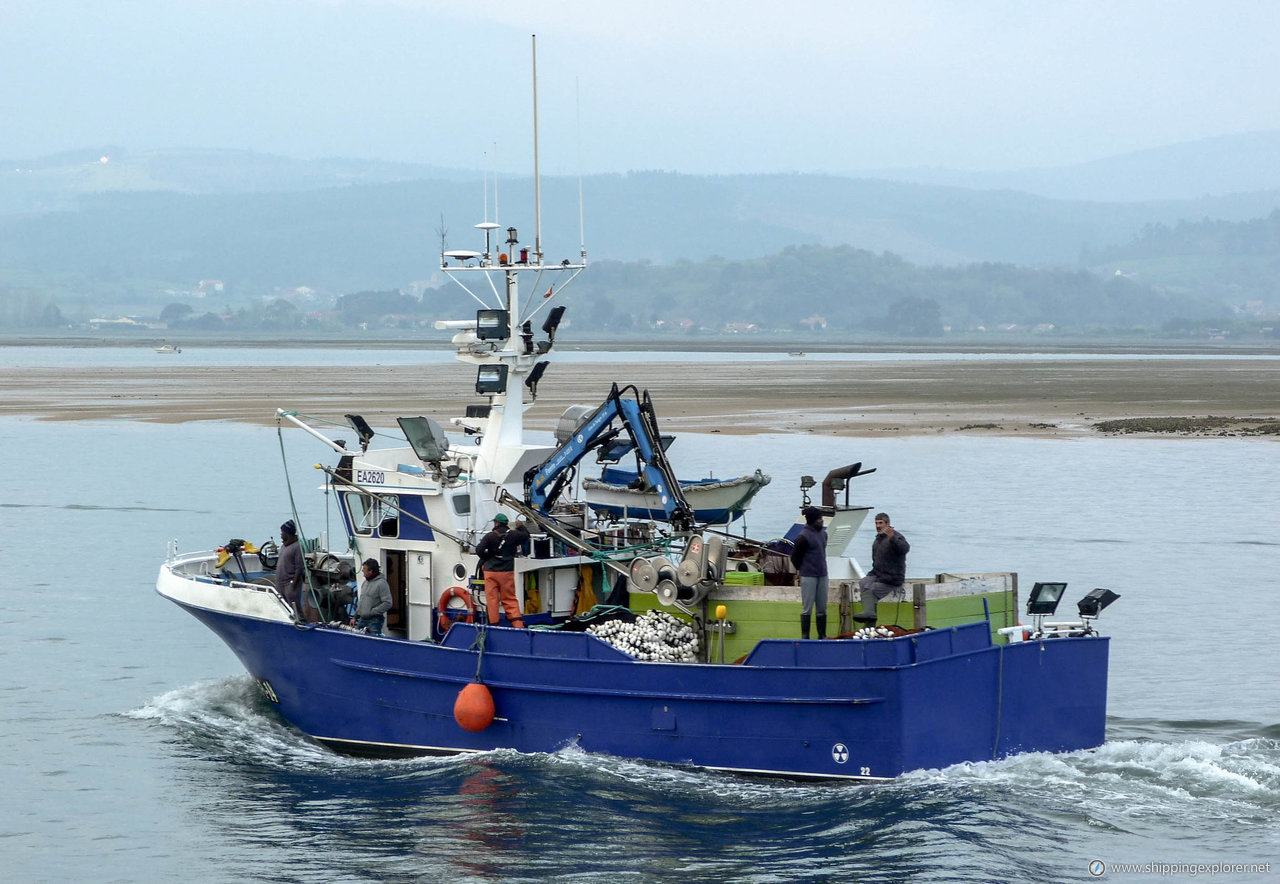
[454,682,495,732]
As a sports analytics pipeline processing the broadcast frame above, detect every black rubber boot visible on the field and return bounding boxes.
[800,613,811,639]
[816,614,827,639]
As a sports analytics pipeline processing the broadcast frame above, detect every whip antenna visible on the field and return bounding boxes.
[577,75,586,259]
[532,34,542,264]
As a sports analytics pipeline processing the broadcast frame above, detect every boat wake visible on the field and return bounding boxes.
[126,677,481,778]
[900,727,1280,839]
[126,677,336,767]
[124,682,1280,879]
[128,680,1280,818]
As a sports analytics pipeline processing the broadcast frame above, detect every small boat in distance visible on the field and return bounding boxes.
[787,352,805,357]
[154,343,181,354]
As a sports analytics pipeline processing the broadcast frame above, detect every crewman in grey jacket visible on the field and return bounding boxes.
[276,519,306,618]
[857,512,910,625]
[353,558,393,635]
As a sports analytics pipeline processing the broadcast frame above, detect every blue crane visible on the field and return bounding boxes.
[523,384,695,531]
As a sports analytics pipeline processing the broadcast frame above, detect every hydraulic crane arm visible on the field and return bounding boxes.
[523,383,694,530]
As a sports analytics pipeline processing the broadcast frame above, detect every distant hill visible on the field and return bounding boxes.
[862,131,1280,202]
[5,170,1280,295]
[0,147,476,214]
[3,140,1280,331]
[1082,209,1280,306]
[487,245,1226,334]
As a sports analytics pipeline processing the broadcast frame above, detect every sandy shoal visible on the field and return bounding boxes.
[3,357,1277,437]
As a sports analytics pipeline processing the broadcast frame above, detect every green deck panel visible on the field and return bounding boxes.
[629,588,1019,659]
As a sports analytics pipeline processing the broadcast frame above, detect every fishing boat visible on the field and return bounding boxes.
[155,46,1118,780]
[154,342,181,354]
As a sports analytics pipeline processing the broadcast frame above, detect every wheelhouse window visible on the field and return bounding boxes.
[347,492,398,537]
[452,493,471,516]
[378,494,399,538]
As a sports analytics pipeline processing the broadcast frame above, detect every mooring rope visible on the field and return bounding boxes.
[470,623,488,682]
[276,416,323,626]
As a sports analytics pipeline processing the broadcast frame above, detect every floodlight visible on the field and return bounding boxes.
[1027,581,1067,616]
[800,475,816,489]
[542,305,566,343]
[345,413,375,452]
[525,360,549,397]
[476,364,508,395]
[475,309,509,340]
[397,416,449,463]
[1077,588,1120,618]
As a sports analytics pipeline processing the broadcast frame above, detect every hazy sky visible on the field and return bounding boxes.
[3,0,1278,175]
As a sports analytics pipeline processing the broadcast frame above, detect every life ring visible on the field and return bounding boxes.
[437,585,476,634]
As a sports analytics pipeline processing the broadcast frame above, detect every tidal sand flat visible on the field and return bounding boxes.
[4,356,1278,437]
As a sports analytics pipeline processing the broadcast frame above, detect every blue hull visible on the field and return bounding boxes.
[181,603,1108,778]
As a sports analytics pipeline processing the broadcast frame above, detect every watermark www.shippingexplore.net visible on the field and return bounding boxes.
[1089,860,1273,877]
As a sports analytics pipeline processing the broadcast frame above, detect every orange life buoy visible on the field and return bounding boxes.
[437,585,476,634]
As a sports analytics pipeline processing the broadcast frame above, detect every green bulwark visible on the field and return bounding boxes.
[631,572,1020,663]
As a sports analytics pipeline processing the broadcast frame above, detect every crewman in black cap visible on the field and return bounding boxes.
[276,519,305,617]
[790,506,829,639]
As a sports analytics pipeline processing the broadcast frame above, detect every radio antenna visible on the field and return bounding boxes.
[576,76,586,260]
[532,34,542,265]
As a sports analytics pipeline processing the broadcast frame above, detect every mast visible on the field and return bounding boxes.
[532,34,542,265]
[436,36,587,478]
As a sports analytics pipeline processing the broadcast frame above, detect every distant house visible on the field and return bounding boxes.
[198,279,224,295]
[89,316,146,329]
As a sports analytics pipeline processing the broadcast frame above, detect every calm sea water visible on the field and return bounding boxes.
[3,353,1279,882]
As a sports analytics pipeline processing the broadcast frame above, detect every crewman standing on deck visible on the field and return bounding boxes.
[276,519,305,617]
[476,514,529,628]
[791,506,829,639]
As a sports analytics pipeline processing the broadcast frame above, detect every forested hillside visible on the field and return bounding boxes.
[412,245,1220,334]
[1082,210,1280,308]
[3,149,1279,336]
